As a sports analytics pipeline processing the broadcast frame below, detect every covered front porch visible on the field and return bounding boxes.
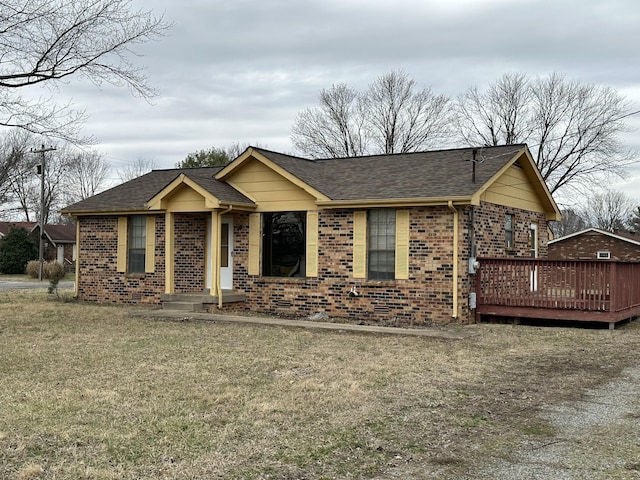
[145,172,255,306]
[475,258,640,328]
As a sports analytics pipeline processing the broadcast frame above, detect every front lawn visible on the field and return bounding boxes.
[1,290,639,479]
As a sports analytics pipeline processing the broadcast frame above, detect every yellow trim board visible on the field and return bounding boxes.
[317,197,472,209]
[146,173,221,210]
[216,147,331,202]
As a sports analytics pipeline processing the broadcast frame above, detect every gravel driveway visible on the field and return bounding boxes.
[470,366,640,479]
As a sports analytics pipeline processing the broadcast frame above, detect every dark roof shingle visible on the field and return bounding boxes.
[62,145,530,213]
[62,167,253,213]
[254,144,527,200]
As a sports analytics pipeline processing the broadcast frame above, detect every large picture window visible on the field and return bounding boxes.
[128,215,146,273]
[368,209,395,280]
[262,212,306,277]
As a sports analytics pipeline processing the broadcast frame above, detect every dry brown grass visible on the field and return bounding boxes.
[1,289,640,479]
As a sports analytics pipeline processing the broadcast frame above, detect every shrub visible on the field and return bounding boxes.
[25,260,40,278]
[0,227,38,274]
[26,260,66,280]
[43,261,65,280]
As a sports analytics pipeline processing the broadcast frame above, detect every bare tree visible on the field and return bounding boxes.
[366,71,454,154]
[226,141,269,159]
[582,189,636,233]
[292,72,455,158]
[549,208,588,238]
[0,130,37,211]
[456,72,637,195]
[117,157,156,182]
[292,83,368,158]
[10,144,77,223]
[630,206,640,234]
[64,150,110,203]
[0,0,170,141]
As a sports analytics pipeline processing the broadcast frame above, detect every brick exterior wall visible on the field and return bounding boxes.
[548,231,640,261]
[77,215,166,304]
[76,202,549,325]
[225,203,547,325]
[473,202,550,258]
[173,214,207,293]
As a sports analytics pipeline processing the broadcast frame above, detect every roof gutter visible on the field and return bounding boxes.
[316,196,472,209]
[447,201,459,320]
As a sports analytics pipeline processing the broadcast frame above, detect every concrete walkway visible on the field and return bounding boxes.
[131,309,472,339]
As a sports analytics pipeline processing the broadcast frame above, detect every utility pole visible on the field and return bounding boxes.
[31,144,57,281]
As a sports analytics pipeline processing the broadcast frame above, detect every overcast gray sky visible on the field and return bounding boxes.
[56,0,640,203]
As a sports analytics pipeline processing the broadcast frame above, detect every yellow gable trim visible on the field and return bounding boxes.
[471,148,561,221]
[224,157,319,212]
[146,174,221,211]
[216,148,330,203]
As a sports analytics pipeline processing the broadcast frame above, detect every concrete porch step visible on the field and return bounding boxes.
[163,301,207,313]
[161,291,246,311]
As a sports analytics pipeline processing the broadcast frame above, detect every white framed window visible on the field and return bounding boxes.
[128,215,146,273]
[505,214,514,249]
[597,251,611,260]
[368,209,396,280]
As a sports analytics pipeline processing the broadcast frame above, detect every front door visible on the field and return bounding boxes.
[206,216,233,292]
[220,217,233,290]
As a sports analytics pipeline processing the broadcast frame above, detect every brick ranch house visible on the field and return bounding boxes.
[0,222,76,266]
[61,144,560,325]
[548,228,640,261]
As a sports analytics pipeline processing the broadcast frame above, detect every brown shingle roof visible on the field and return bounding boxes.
[43,224,76,243]
[62,145,533,214]
[61,167,254,214]
[0,222,36,236]
[254,144,527,200]
[0,222,76,244]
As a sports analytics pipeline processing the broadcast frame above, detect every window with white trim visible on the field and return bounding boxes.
[368,209,396,280]
[128,215,146,273]
[505,214,514,249]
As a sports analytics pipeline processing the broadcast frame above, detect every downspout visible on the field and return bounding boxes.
[448,201,459,319]
[217,206,233,308]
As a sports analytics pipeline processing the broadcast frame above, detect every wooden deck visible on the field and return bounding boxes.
[475,258,640,328]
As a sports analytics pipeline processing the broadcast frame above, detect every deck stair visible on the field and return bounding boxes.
[161,290,245,312]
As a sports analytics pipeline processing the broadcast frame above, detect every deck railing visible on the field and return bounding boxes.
[476,258,640,318]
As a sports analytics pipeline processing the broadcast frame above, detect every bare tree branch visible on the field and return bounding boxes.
[455,72,638,195]
[0,0,170,140]
[292,83,368,158]
[117,156,155,183]
[582,189,636,232]
[291,71,454,158]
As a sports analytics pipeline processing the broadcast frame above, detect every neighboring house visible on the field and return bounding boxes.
[0,222,77,265]
[548,228,640,261]
[61,144,560,325]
